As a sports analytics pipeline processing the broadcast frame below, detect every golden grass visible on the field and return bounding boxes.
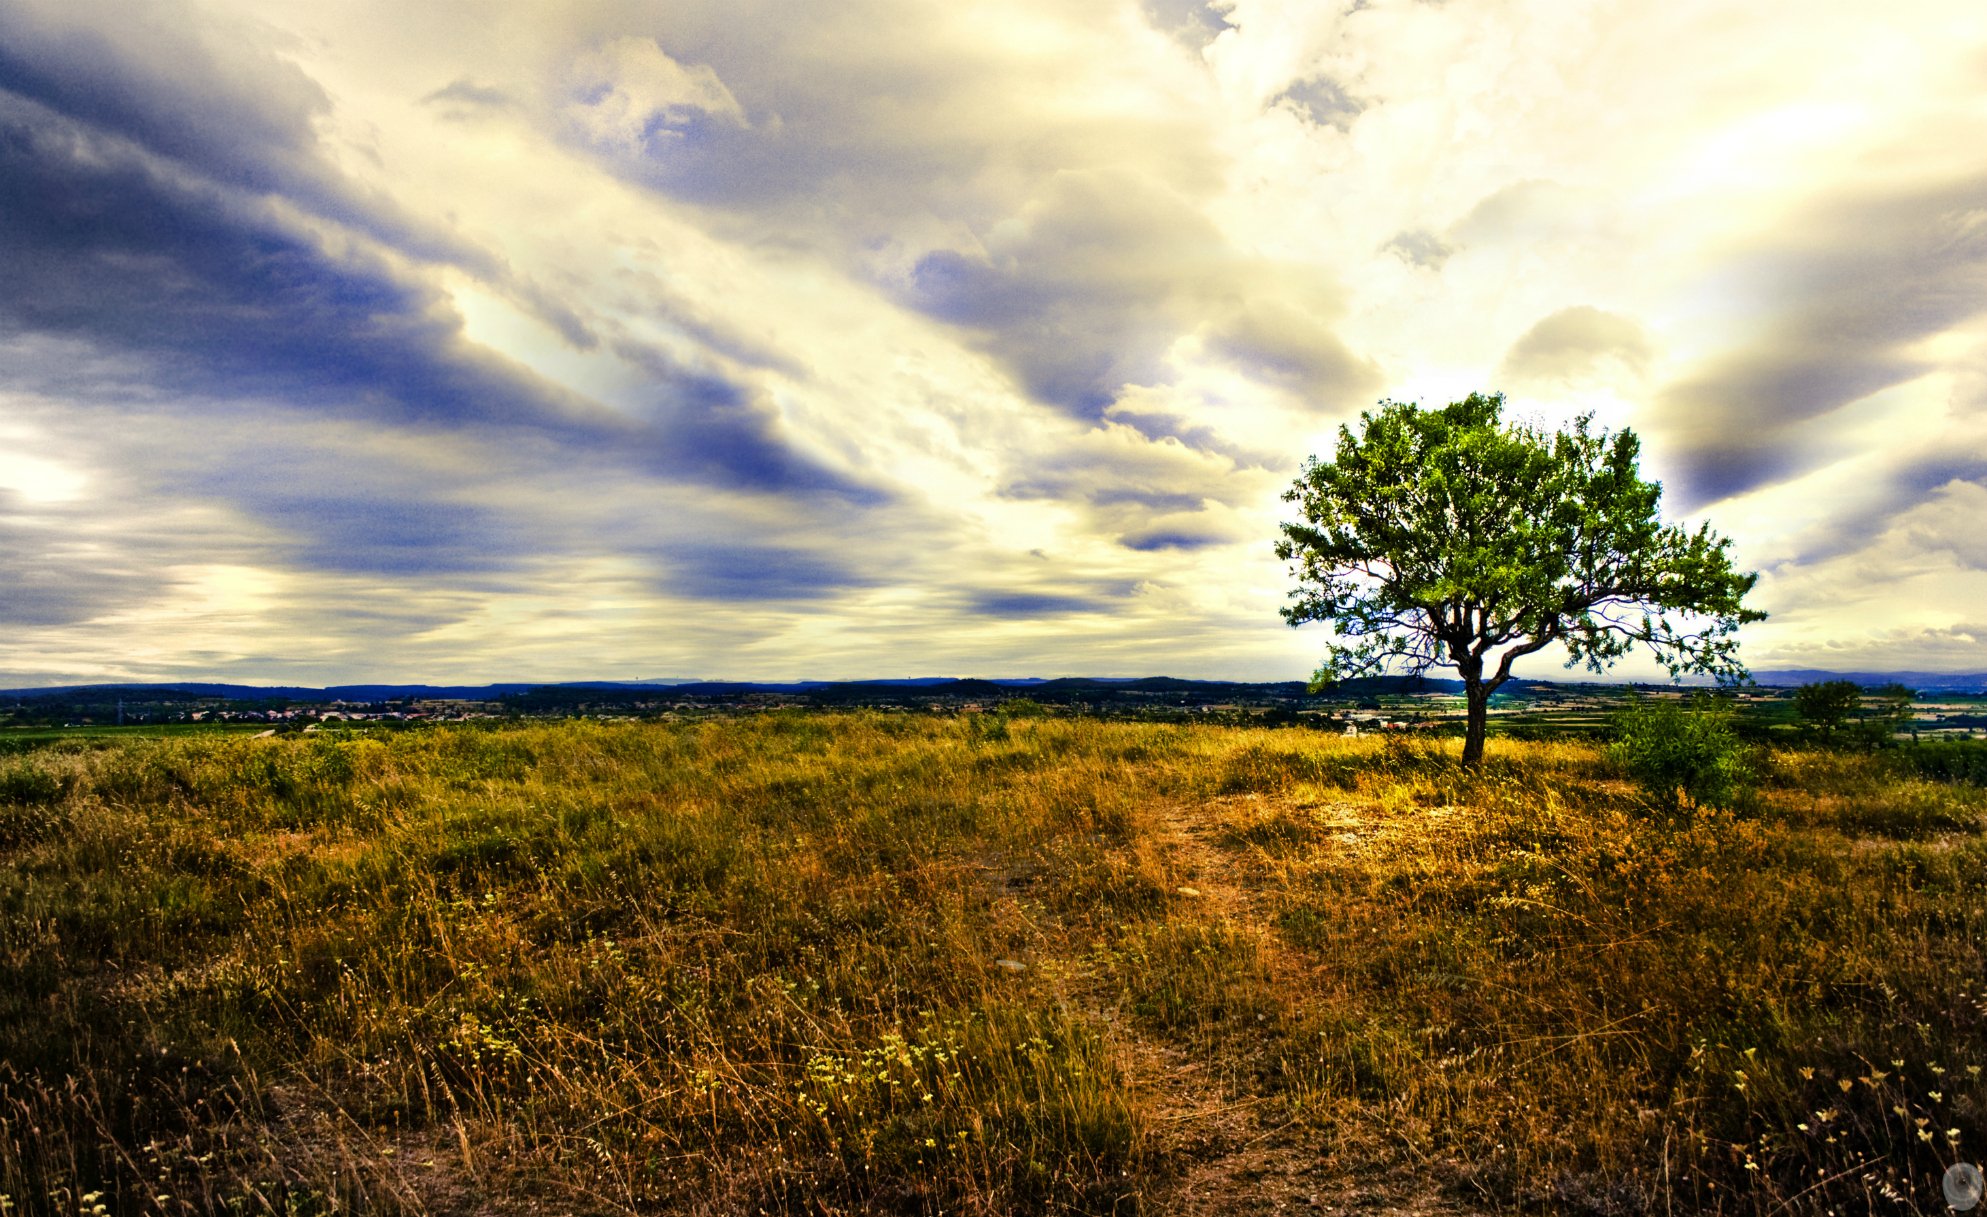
[1,715,1983,1214]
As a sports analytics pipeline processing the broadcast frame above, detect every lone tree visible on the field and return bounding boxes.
[1276,392,1764,767]
[1794,679,1916,749]
[1792,679,1861,740]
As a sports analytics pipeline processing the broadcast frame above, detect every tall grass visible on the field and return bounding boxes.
[1,716,1983,1213]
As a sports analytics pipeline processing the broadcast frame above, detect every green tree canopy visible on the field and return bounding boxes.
[1792,679,1861,737]
[1794,680,1916,749]
[1872,682,1917,724]
[1276,392,1765,766]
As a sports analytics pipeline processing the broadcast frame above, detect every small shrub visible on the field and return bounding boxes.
[0,758,68,807]
[1609,695,1755,815]
[1216,742,1317,794]
[1377,731,1449,774]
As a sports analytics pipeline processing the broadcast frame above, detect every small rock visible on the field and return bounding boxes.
[1175,886,1201,898]
[994,958,1027,973]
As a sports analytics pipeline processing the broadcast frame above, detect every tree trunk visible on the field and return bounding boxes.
[1461,679,1489,768]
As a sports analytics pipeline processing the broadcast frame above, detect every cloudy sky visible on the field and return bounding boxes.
[3,0,1986,686]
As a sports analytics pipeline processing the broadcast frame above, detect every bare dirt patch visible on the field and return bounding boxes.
[1118,793,1487,1216]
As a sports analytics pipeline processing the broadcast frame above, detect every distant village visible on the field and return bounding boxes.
[4,677,1984,740]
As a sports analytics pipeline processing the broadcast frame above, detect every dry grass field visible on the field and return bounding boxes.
[2,714,1984,1214]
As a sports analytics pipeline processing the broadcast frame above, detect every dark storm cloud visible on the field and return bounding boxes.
[605,345,884,501]
[0,93,554,425]
[0,2,548,416]
[966,588,1130,618]
[663,379,885,499]
[1116,526,1232,552]
[0,0,609,345]
[1,0,627,360]
[0,0,489,270]
[246,493,509,578]
[41,392,881,604]
[0,0,324,196]
[1656,172,1987,507]
[36,404,554,582]
[911,247,1147,413]
[0,0,883,514]
[1891,450,1987,501]
[0,90,873,505]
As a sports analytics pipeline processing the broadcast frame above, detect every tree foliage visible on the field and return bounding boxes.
[1276,393,1765,765]
[1795,680,1916,750]
[1792,680,1861,737]
[1868,682,1917,741]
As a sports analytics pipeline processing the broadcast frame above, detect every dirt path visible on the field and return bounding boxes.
[1122,793,1483,1216]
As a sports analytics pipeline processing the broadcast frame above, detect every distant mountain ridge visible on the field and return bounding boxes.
[4,669,1984,703]
[1750,670,1987,691]
[0,682,547,701]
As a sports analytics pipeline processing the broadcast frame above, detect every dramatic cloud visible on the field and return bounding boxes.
[1897,480,1987,572]
[0,502,144,627]
[2,0,1985,684]
[1655,172,1987,506]
[567,35,748,153]
[0,0,328,196]
[1382,229,1453,271]
[1500,306,1655,387]
[907,169,1229,415]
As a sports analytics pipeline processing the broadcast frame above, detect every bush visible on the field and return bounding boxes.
[1609,695,1755,815]
[0,758,67,807]
[1890,738,1987,785]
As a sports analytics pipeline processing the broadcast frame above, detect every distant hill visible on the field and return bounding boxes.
[0,682,548,702]
[1751,670,1987,693]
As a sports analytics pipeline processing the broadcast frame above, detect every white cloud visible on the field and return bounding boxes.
[567,35,746,153]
